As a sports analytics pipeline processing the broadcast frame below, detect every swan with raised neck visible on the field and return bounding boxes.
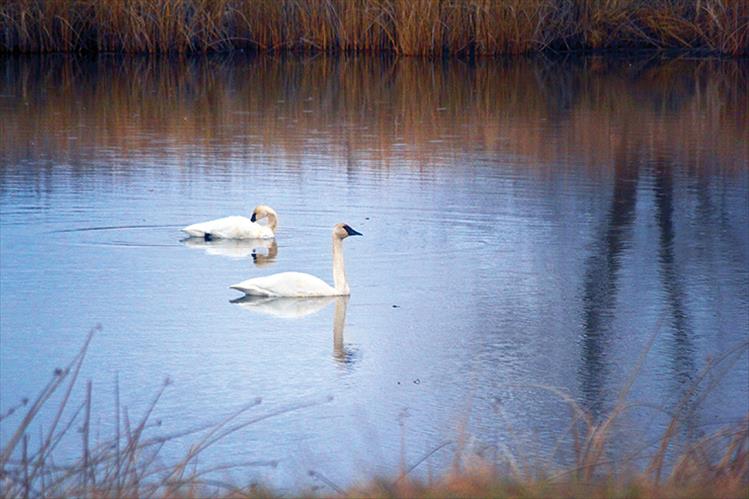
[229,223,362,297]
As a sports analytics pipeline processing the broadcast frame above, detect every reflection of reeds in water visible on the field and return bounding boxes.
[1,55,746,176]
[0,1,747,55]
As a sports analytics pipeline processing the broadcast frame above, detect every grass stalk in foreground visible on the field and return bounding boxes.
[0,330,747,497]
[0,327,329,497]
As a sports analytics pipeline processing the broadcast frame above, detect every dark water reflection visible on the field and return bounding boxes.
[1,54,747,489]
[580,139,641,420]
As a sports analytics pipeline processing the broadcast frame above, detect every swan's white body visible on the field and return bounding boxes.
[230,223,361,298]
[182,216,272,239]
[181,205,277,240]
[231,271,339,297]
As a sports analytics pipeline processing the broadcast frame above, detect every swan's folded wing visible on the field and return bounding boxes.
[181,221,211,237]
[230,272,336,297]
[182,216,273,239]
[214,217,275,239]
[182,216,238,237]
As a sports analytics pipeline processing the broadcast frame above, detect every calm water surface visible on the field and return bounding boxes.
[1,54,748,489]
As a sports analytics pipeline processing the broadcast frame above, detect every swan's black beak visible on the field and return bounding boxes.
[343,225,362,237]
[250,213,257,222]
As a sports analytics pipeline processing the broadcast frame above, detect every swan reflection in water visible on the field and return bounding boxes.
[231,295,358,368]
[181,238,278,267]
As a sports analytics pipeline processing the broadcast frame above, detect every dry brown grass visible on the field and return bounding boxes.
[1,328,747,498]
[0,327,331,497]
[0,0,747,55]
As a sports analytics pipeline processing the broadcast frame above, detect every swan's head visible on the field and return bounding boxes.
[251,205,278,230]
[334,223,363,240]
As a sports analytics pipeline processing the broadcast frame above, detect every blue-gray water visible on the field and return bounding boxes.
[1,54,748,490]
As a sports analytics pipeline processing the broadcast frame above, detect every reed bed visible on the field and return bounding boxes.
[1,328,747,497]
[0,0,747,55]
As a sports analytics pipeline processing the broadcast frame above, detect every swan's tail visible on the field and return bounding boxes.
[181,225,205,238]
[229,281,273,296]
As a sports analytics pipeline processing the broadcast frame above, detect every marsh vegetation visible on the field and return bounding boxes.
[1,330,747,498]
[1,0,747,55]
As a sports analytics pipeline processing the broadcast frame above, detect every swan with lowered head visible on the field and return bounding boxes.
[230,223,362,297]
[181,205,278,240]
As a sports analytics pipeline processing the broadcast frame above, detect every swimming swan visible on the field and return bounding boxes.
[230,224,362,297]
[181,205,278,240]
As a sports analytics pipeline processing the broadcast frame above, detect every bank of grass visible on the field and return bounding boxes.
[0,0,747,55]
[1,328,747,497]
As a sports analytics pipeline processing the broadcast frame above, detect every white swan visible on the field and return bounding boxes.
[181,205,278,240]
[230,223,362,297]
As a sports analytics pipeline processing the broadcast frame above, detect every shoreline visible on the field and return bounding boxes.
[2,47,745,61]
[3,45,745,59]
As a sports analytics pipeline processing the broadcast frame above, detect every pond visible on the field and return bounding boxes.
[1,53,747,490]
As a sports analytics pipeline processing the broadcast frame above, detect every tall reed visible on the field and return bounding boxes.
[1,0,747,55]
[0,327,329,497]
[1,329,747,497]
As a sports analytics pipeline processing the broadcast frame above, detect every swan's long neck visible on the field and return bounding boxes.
[267,212,278,232]
[332,235,349,295]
